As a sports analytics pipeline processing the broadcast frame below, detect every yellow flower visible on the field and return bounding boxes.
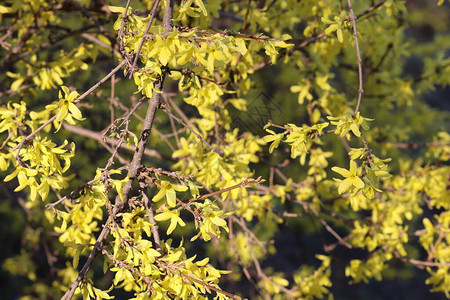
[45,86,83,131]
[332,160,364,194]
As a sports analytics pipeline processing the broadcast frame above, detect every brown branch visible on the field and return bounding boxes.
[71,123,171,161]
[294,32,327,50]
[142,185,162,251]
[354,0,386,19]
[163,96,181,149]
[102,249,154,287]
[129,0,162,77]
[99,138,129,165]
[61,220,111,300]
[0,27,34,72]
[169,68,228,86]
[113,80,164,213]
[227,216,265,298]
[0,84,33,98]
[230,215,268,253]
[46,175,103,210]
[162,0,174,34]
[150,177,263,213]
[347,0,365,116]
[338,136,352,159]
[165,95,198,133]
[387,141,450,149]
[181,273,242,300]
[248,239,293,297]
[1,25,96,72]
[393,251,450,269]
[106,95,176,152]
[61,2,175,298]
[80,33,119,55]
[192,177,263,202]
[319,218,353,250]
[109,76,115,125]
[13,60,127,159]
[0,130,14,151]
[161,102,221,155]
[118,0,132,52]
[251,0,387,74]
[64,124,170,160]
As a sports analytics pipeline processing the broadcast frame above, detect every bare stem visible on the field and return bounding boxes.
[191,177,263,202]
[13,60,127,158]
[62,123,169,160]
[319,218,353,249]
[142,186,162,251]
[347,0,365,116]
[129,0,162,77]
[161,104,221,155]
[393,251,450,268]
[61,1,175,298]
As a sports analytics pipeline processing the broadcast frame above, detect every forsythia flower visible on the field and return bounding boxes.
[45,86,84,131]
[332,160,364,194]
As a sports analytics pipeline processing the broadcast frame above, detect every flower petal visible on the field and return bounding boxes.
[352,176,365,189]
[338,178,352,194]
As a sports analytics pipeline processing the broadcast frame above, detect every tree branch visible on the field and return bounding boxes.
[347,0,365,117]
[61,1,175,298]
[13,60,127,159]
[62,123,173,161]
[129,0,162,77]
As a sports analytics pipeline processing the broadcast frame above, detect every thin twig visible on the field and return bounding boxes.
[13,60,127,158]
[109,95,176,152]
[61,219,112,300]
[393,251,450,268]
[129,0,162,77]
[355,0,386,19]
[347,0,365,116]
[81,33,120,55]
[102,96,147,170]
[118,0,132,52]
[190,177,263,202]
[165,95,199,133]
[142,184,162,251]
[99,138,129,165]
[241,0,252,32]
[319,218,353,249]
[227,217,264,298]
[1,25,96,72]
[387,141,450,149]
[109,74,115,125]
[231,215,268,252]
[61,1,174,297]
[46,176,102,210]
[161,103,221,155]
[251,1,386,74]
[213,102,221,153]
[181,273,242,300]
[163,96,181,149]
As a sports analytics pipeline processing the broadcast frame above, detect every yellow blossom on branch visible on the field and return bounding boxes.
[332,160,365,194]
